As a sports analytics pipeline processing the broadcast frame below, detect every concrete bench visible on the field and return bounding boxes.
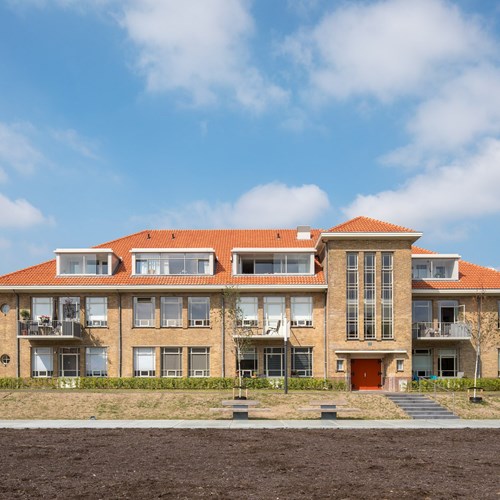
[298,401,359,420]
[210,400,270,420]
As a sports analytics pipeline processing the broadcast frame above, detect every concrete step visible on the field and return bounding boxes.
[386,393,458,420]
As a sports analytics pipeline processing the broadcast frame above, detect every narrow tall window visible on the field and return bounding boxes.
[189,347,210,377]
[381,253,393,339]
[134,297,156,327]
[364,253,376,339]
[86,347,108,377]
[291,297,313,327]
[86,297,108,327]
[346,253,358,339]
[32,347,53,377]
[292,347,313,377]
[161,297,182,327]
[134,347,156,377]
[238,297,258,327]
[161,347,182,377]
[188,297,210,327]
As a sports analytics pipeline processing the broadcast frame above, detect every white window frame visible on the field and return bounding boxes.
[264,347,284,377]
[234,251,314,276]
[85,347,108,377]
[59,347,80,377]
[32,297,53,322]
[59,297,80,322]
[134,347,156,377]
[263,296,286,334]
[336,359,345,372]
[346,253,359,339]
[161,347,182,377]
[292,347,313,377]
[396,359,404,372]
[237,297,258,327]
[161,297,183,327]
[189,347,210,377]
[133,297,156,327]
[291,297,313,327]
[86,297,108,327]
[364,253,376,339]
[381,253,393,340]
[32,347,53,378]
[132,250,214,276]
[188,297,210,327]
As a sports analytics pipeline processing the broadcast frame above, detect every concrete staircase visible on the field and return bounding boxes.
[386,393,459,419]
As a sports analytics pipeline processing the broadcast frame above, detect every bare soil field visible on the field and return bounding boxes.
[0,428,499,499]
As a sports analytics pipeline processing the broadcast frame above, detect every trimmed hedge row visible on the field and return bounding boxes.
[0,377,346,391]
[410,378,500,392]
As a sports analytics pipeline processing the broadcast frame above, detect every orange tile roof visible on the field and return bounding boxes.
[328,216,418,233]
[411,246,500,290]
[0,229,325,288]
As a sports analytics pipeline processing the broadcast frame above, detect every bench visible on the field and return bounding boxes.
[210,400,270,420]
[298,400,359,420]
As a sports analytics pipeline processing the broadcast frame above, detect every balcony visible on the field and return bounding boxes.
[18,320,83,340]
[413,322,471,340]
[233,319,289,340]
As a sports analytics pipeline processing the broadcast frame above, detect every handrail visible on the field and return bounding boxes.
[413,378,456,414]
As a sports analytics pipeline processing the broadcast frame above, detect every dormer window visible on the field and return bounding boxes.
[55,249,117,276]
[232,249,315,275]
[412,255,460,280]
[131,249,215,276]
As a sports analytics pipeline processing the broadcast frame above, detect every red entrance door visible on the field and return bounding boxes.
[351,359,382,390]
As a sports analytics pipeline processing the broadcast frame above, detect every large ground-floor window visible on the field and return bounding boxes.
[412,349,432,378]
[189,347,210,377]
[32,347,53,377]
[85,347,108,377]
[264,347,284,377]
[134,347,156,377]
[236,347,257,377]
[292,347,312,377]
[438,349,458,377]
[161,347,182,377]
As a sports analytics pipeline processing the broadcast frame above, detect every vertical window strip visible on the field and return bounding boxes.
[364,253,376,339]
[381,253,393,339]
[346,253,359,339]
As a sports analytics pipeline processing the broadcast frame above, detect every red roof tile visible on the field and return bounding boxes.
[0,229,325,288]
[328,216,418,233]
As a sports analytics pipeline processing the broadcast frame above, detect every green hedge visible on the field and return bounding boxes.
[0,377,346,391]
[410,378,500,392]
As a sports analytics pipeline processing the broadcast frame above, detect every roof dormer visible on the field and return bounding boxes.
[55,249,119,276]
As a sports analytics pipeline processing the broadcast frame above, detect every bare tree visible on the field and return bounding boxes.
[221,286,255,399]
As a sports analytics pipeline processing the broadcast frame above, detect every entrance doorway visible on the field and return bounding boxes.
[351,359,382,390]
[59,347,80,377]
[438,349,457,377]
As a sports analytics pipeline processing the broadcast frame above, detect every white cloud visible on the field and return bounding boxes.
[120,0,288,112]
[0,122,45,179]
[0,193,50,228]
[144,183,330,228]
[281,0,490,102]
[343,139,500,234]
[51,128,101,160]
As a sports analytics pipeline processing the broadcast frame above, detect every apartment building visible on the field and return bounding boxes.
[0,216,498,391]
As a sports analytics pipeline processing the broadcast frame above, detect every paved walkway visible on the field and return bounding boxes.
[0,419,499,429]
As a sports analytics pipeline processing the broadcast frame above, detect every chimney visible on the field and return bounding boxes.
[296,225,311,240]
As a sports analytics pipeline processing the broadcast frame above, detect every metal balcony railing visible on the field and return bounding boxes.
[18,320,82,339]
[412,322,471,339]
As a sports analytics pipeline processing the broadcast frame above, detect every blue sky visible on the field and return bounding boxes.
[1,0,500,275]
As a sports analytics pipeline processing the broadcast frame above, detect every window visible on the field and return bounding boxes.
[412,300,432,337]
[411,258,458,280]
[59,347,80,377]
[291,297,313,327]
[161,347,182,377]
[498,349,500,378]
[237,297,258,327]
[237,253,313,275]
[58,253,110,275]
[292,347,312,377]
[264,296,285,332]
[264,347,284,377]
[438,349,457,377]
[364,253,376,339]
[236,348,257,377]
[381,253,393,339]
[134,297,155,327]
[336,359,345,372]
[189,347,210,377]
[346,253,358,339]
[497,302,500,329]
[134,347,156,377]
[32,347,53,377]
[86,347,108,377]
[396,359,404,372]
[161,297,182,327]
[59,297,80,322]
[412,349,432,378]
[188,297,210,327]
[32,297,53,322]
[134,253,212,275]
[86,297,108,327]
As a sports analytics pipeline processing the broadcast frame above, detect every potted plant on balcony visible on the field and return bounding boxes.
[19,309,30,335]
[39,315,50,325]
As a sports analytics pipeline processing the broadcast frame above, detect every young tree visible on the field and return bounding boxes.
[221,286,255,399]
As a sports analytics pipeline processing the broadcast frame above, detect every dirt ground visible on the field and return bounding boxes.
[0,429,498,499]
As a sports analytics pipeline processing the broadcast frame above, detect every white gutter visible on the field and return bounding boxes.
[412,288,500,296]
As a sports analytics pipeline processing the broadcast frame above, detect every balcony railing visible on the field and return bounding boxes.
[412,322,471,339]
[233,318,289,339]
[18,320,82,339]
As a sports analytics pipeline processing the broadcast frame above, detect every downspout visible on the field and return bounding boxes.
[221,292,225,378]
[118,292,122,377]
[15,292,20,378]
[323,243,328,381]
